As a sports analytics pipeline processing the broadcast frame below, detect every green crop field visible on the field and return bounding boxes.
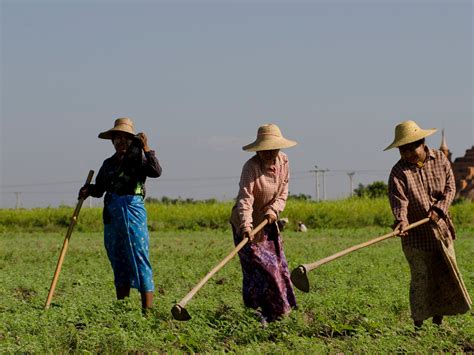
[1,200,473,352]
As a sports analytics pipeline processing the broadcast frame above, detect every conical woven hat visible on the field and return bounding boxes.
[242,124,297,152]
[98,118,136,140]
[384,120,437,151]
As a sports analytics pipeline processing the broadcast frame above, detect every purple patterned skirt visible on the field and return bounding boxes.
[233,223,297,322]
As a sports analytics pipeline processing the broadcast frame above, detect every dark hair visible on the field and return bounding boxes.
[412,138,425,146]
[111,131,134,141]
[399,138,425,151]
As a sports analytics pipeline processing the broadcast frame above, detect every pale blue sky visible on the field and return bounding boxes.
[1,0,473,208]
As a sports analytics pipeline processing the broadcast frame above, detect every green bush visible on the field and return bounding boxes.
[353,181,388,199]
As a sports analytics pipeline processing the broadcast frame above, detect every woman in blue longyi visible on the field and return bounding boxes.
[79,118,162,312]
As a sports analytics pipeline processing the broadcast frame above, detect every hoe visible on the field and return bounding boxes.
[290,218,430,292]
[172,219,268,321]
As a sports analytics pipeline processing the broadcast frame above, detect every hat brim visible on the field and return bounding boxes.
[384,128,436,151]
[242,138,297,152]
[98,129,136,140]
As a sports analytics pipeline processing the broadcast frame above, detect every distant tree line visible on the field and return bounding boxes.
[353,181,388,199]
[145,183,389,205]
[145,196,219,205]
[287,193,312,201]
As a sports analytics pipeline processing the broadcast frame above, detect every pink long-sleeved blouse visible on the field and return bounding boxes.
[230,151,289,234]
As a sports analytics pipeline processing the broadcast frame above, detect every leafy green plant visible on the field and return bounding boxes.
[0,228,472,352]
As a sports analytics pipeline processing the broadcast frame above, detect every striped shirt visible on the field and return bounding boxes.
[388,147,456,250]
[230,152,289,234]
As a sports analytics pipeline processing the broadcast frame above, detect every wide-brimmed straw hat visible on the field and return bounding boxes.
[98,118,136,140]
[384,120,437,151]
[242,124,297,152]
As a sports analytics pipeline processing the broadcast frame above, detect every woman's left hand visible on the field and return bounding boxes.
[429,209,440,223]
[265,214,277,225]
[78,184,90,200]
[136,132,151,152]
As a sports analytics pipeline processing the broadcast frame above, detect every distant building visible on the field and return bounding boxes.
[452,146,474,201]
[439,129,452,162]
[439,131,474,201]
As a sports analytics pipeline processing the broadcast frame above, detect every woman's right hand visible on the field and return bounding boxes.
[78,184,90,200]
[244,229,265,244]
[242,231,252,242]
[393,220,408,237]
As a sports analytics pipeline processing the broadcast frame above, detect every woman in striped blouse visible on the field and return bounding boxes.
[230,124,298,326]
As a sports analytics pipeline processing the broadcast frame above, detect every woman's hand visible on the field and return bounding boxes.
[243,229,264,244]
[136,132,150,152]
[265,214,277,225]
[393,220,408,237]
[78,184,90,200]
[242,231,253,242]
[428,209,440,223]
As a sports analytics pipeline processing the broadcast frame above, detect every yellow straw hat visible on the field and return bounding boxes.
[98,118,136,140]
[242,124,297,152]
[384,120,437,151]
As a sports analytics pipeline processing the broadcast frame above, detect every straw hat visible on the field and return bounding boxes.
[242,124,297,152]
[98,118,136,140]
[384,120,437,151]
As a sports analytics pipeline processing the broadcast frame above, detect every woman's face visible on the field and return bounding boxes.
[112,132,133,155]
[398,141,425,164]
[257,149,280,163]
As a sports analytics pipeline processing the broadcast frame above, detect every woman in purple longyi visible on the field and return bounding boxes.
[230,124,298,325]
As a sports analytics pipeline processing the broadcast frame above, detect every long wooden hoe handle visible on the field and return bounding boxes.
[304,217,430,272]
[291,218,430,292]
[171,219,268,321]
[44,170,94,310]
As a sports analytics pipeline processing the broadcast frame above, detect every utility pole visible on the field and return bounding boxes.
[310,166,329,201]
[15,192,21,209]
[310,166,320,201]
[321,169,329,200]
[347,172,355,197]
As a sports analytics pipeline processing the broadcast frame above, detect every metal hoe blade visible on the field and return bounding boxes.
[290,265,310,293]
[171,304,191,321]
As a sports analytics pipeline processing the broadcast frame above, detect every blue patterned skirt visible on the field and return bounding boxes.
[103,193,154,292]
[233,223,297,322]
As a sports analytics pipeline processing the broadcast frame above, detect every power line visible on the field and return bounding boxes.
[2,180,84,188]
[331,169,388,173]
[1,169,390,191]
[1,191,80,194]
